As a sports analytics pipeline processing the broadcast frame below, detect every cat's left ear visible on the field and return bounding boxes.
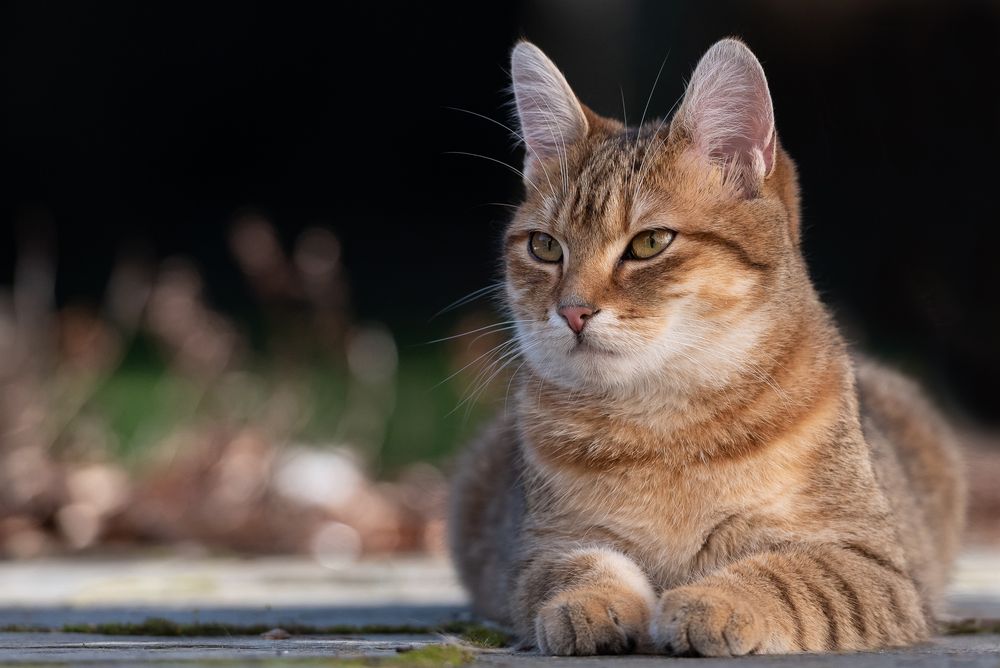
[672,38,776,197]
[510,41,589,183]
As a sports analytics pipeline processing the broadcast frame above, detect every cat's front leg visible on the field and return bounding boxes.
[514,546,656,655]
[649,543,926,656]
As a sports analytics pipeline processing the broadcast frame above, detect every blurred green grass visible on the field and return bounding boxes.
[89,332,493,477]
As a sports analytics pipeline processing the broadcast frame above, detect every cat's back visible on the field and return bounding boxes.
[448,414,523,623]
[855,357,966,608]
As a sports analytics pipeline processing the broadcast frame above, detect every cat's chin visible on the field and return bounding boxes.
[519,329,680,393]
[569,339,617,356]
[527,345,656,394]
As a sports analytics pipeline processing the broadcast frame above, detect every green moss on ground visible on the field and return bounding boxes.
[451,624,507,648]
[58,618,423,637]
[29,616,509,648]
[2,616,502,666]
[940,617,1000,635]
[333,644,474,667]
[0,624,49,633]
[0,645,475,667]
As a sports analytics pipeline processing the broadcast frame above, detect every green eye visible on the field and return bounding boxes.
[529,231,563,263]
[627,229,676,260]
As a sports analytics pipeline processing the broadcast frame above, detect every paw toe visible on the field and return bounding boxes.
[535,592,639,656]
[652,587,765,657]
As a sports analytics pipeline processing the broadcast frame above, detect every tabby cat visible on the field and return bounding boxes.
[448,38,965,656]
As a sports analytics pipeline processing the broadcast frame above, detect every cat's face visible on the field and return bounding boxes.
[504,40,804,395]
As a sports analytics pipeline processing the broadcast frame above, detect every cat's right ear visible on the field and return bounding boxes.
[510,41,588,183]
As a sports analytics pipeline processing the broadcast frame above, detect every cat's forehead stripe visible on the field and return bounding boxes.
[557,132,652,236]
[568,142,617,226]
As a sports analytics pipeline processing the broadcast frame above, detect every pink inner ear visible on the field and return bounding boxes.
[708,89,775,177]
[680,39,776,190]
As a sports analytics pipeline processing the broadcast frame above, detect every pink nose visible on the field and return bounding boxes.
[558,305,595,334]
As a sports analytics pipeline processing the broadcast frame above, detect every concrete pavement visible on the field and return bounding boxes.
[0,551,996,665]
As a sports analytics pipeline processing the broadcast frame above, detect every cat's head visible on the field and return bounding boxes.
[504,38,808,395]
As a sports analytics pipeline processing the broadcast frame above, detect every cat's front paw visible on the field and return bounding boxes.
[649,585,767,657]
[534,588,648,656]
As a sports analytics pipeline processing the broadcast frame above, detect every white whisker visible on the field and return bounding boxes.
[446,106,557,195]
[420,319,529,345]
[445,151,546,199]
[450,339,542,418]
[431,337,519,390]
[431,282,504,319]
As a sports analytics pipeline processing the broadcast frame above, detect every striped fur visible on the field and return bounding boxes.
[448,38,966,657]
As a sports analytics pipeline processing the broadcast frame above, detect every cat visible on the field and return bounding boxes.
[447,38,966,656]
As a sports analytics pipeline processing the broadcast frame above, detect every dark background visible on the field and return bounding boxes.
[3,0,998,424]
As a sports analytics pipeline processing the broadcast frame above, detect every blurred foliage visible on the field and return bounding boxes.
[0,215,511,558]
